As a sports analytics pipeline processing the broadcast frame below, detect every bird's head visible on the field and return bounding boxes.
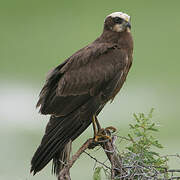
[104,12,131,33]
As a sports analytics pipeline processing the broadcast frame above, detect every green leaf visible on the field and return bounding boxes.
[148,108,154,118]
[151,140,163,149]
[93,167,102,180]
[127,133,135,142]
[133,113,140,122]
[147,127,158,132]
[129,124,134,129]
[126,146,134,152]
[148,151,160,156]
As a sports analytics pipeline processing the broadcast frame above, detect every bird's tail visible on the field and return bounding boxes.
[30,105,94,176]
[52,140,72,175]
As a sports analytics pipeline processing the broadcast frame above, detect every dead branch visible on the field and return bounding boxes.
[58,135,180,180]
[58,133,125,180]
[101,136,123,179]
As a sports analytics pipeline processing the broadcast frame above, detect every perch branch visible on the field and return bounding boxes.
[58,134,180,180]
[58,138,93,180]
[58,135,122,180]
[101,136,123,179]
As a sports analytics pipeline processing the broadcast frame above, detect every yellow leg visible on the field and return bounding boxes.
[92,115,97,138]
[92,115,117,142]
[95,116,101,132]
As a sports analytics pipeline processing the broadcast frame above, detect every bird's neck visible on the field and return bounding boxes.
[99,30,121,43]
[97,29,133,49]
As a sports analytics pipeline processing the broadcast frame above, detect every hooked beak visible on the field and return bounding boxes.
[125,21,131,29]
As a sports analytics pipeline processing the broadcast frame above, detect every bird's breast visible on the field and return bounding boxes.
[110,54,132,101]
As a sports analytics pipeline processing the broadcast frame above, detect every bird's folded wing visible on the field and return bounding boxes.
[37,43,127,116]
[57,43,127,96]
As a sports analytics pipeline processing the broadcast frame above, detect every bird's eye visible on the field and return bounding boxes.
[114,17,123,24]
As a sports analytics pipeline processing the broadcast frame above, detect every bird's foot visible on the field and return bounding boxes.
[94,126,116,142]
[94,133,111,142]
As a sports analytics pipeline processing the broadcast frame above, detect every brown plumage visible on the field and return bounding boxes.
[31,12,133,176]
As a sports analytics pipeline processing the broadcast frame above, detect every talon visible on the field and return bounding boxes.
[94,128,112,142]
[105,126,117,133]
[94,134,111,142]
[91,115,117,143]
[94,135,99,142]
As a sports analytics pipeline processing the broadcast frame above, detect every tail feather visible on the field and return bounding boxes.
[52,140,72,175]
[30,111,92,175]
[34,116,78,165]
[31,96,100,176]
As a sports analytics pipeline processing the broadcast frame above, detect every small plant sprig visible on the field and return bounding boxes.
[124,108,168,171]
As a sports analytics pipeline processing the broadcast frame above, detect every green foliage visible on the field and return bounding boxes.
[93,109,170,179]
[93,167,102,180]
[124,108,168,170]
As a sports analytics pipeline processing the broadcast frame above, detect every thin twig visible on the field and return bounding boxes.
[84,151,111,170]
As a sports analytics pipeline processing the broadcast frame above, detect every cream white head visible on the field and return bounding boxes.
[104,12,131,32]
[106,12,130,22]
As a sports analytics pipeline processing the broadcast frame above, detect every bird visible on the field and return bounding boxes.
[31,11,133,176]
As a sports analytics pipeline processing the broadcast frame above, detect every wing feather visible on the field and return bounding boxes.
[57,44,127,96]
[37,42,128,116]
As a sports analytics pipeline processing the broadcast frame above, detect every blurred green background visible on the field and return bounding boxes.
[0,0,180,179]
